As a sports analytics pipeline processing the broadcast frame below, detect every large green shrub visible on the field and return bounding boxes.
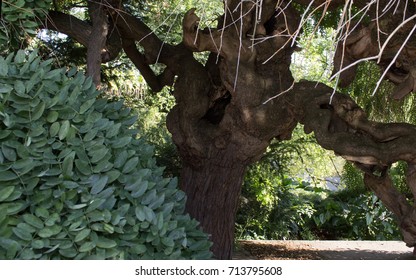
[0,50,212,259]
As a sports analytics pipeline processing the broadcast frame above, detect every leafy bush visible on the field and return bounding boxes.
[313,192,401,240]
[236,149,401,241]
[0,50,212,259]
[0,0,52,52]
[237,162,323,240]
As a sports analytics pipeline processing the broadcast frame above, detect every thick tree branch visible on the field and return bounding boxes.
[331,1,416,98]
[122,39,174,92]
[290,80,416,247]
[43,11,121,63]
[293,81,416,165]
[110,7,196,92]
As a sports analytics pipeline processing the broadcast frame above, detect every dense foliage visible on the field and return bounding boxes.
[2,0,415,259]
[236,158,402,241]
[0,50,212,259]
[0,0,52,52]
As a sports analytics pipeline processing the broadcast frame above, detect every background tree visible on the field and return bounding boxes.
[3,0,416,259]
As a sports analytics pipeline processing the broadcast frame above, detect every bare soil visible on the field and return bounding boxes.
[234,240,416,260]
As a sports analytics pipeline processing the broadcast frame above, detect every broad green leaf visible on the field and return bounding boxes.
[20,249,35,260]
[102,223,114,234]
[0,57,8,76]
[114,150,128,169]
[83,77,93,91]
[105,170,120,184]
[112,136,132,149]
[106,123,121,138]
[143,206,156,223]
[44,69,63,80]
[96,237,116,249]
[59,248,77,258]
[62,181,79,189]
[3,189,22,202]
[62,151,75,178]
[15,0,26,8]
[14,50,26,64]
[16,223,36,233]
[122,157,139,174]
[0,170,18,182]
[125,179,142,191]
[96,187,115,199]
[161,237,174,247]
[91,176,108,195]
[156,213,164,230]
[90,147,108,164]
[0,186,15,202]
[79,241,95,253]
[31,102,45,121]
[130,181,148,198]
[6,202,26,214]
[74,228,91,243]
[0,238,21,259]
[122,116,138,126]
[83,129,98,142]
[142,189,157,205]
[75,159,91,176]
[189,240,212,251]
[12,158,35,174]
[46,111,59,123]
[1,145,16,161]
[0,84,13,94]
[58,120,70,140]
[44,213,60,227]
[132,244,147,254]
[50,122,60,137]
[35,207,49,219]
[31,240,45,249]
[22,214,44,229]
[14,80,27,97]
[44,243,60,254]
[38,225,62,238]
[86,198,106,212]
[0,130,12,140]
[80,99,95,114]
[67,67,77,77]
[135,206,145,222]
[149,193,165,210]
[67,203,87,210]
[12,227,32,241]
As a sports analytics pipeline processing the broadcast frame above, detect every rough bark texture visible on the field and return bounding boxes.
[45,0,416,259]
[86,0,108,86]
[180,157,246,260]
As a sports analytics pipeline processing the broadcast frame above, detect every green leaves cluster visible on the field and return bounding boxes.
[314,192,400,240]
[0,0,52,52]
[0,50,212,259]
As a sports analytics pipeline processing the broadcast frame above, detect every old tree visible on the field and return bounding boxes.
[8,0,416,258]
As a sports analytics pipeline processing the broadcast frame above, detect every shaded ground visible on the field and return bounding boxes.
[234,240,416,260]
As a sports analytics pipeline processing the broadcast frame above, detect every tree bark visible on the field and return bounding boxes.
[87,0,108,86]
[180,151,246,259]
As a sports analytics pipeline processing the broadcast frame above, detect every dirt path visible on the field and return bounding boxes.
[234,240,415,260]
